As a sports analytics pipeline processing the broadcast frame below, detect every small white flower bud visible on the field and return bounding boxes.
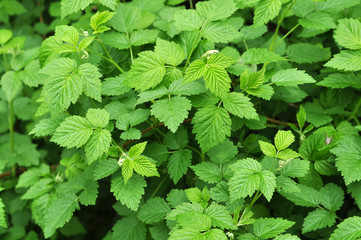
[226,232,234,239]
[83,31,89,37]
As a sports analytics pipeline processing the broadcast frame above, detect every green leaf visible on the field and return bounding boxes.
[325,50,361,71]
[154,38,186,66]
[320,183,344,212]
[241,48,286,64]
[174,9,205,31]
[99,0,116,10]
[231,158,262,173]
[228,169,260,202]
[274,234,300,240]
[0,29,12,44]
[318,73,361,89]
[102,75,131,96]
[317,0,360,13]
[253,218,295,239]
[191,162,222,183]
[112,216,146,240]
[137,198,171,224]
[271,69,316,86]
[22,178,54,199]
[151,96,192,133]
[91,11,115,33]
[185,188,203,203]
[274,130,295,151]
[286,43,331,64]
[280,159,310,178]
[207,53,236,68]
[184,60,206,83]
[331,135,361,184]
[137,85,168,104]
[110,173,146,211]
[204,204,237,230]
[298,12,336,30]
[303,208,337,233]
[41,58,82,112]
[51,116,93,148]
[192,106,231,152]
[79,180,99,206]
[259,141,276,157]
[130,29,159,46]
[168,149,192,184]
[85,129,112,164]
[109,3,141,33]
[254,0,282,26]
[207,139,238,164]
[203,64,232,97]
[334,18,361,49]
[280,184,320,207]
[176,211,211,232]
[125,51,166,91]
[86,108,110,128]
[168,79,206,96]
[60,0,92,19]
[276,176,300,193]
[129,142,147,158]
[133,156,159,178]
[0,71,22,102]
[94,158,119,180]
[78,63,102,102]
[222,92,258,119]
[259,170,276,201]
[201,22,237,43]
[0,198,6,228]
[196,0,237,21]
[330,216,361,240]
[44,194,78,238]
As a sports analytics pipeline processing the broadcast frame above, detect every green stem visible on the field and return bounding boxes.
[150,174,169,198]
[87,49,124,73]
[185,145,204,161]
[270,151,279,171]
[126,32,134,63]
[348,97,361,121]
[183,31,201,72]
[8,100,14,153]
[95,35,125,73]
[2,45,9,71]
[189,0,194,9]
[243,40,249,50]
[274,23,300,49]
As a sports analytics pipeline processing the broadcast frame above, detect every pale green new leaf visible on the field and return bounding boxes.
[303,209,337,233]
[203,64,231,97]
[196,0,237,21]
[191,162,222,183]
[137,197,171,224]
[184,60,206,83]
[174,9,205,31]
[318,73,361,89]
[151,96,192,133]
[130,29,159,46]
[51,116,93,148]
[133,156,159,178]
[254,0,282,26]
[0,29,12,44]
[109,3,140,33]
[334,18,361,49]
[274,130,295,151]
[60,0,92,19]
[222,92,258,119]
[176,211,211,232]
[331,135,361,184]
[86,108,110,128]
[271,69,316,86]
[253,218,295,239]
[192,106,231,152]
[154,38,186,66]
[228,169,260,202]
[168,79,206,96]
[298,12,336,30]
[125,51,166,91]
[91,11,115,33]
[280,159,309,178]
[168,149,192,184]
[330,216,361,240]
[44,194,78,238]
[110,173,146,211]
[85,129,112,164]
[231,158,262,173]
[128,142,147,158]
[325,50,361,71]
[204,203,237,230]
[259,141,276,157]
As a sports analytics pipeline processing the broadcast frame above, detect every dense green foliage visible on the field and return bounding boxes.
[2,0,361,239]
